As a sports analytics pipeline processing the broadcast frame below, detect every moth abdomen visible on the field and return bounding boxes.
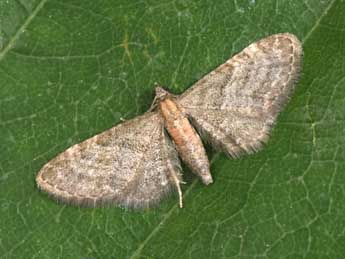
[159,98,213,185]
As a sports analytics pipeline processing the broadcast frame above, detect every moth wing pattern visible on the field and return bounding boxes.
[36,112,182,208]
[178,33,302,157]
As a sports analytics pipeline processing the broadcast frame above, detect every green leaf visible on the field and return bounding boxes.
[1,0,344,258]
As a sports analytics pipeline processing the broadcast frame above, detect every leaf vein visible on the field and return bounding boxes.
[0,0,48,62]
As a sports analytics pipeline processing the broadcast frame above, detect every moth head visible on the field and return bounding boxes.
[154,84,170,100]
[148,83,173,111]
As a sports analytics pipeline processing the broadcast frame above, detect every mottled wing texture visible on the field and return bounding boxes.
[178,33,302,157]
[36,112,181,208]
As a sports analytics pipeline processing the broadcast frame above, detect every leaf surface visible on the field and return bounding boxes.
[1,0,344,258]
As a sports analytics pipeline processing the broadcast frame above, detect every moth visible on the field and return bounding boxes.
[36,33,302,209]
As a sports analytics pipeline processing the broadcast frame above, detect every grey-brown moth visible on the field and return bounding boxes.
[36,33,302,209]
